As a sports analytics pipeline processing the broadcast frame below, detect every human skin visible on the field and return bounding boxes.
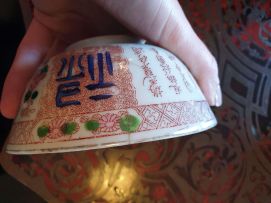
[0,0,222,118]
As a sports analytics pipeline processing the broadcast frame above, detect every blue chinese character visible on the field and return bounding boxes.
[55,52,115,108]
[56,55,85,81]
[55,55,85,107]
[56,81,81,107]
[85,52,115,101]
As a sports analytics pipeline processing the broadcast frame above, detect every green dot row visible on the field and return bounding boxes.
[37,115,141,138]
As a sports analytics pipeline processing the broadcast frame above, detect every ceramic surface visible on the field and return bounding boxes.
[6,37,216,154]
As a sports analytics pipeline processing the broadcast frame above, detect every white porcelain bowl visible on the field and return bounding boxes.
[6,35,217,154]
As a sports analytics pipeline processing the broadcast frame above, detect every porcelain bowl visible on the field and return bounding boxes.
[5,35,217,154]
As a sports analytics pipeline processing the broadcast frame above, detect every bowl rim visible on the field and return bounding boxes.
[66,35,146,51]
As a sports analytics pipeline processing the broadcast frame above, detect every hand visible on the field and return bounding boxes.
[1,0,222,118]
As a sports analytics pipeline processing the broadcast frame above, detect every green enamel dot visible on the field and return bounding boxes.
[24,90,32,102]
[37,126,49,138]
[61,122,77,135]
[85,120,99,131]
[40,65,48,73]
[31,91,39,100]
[120,115,141,132]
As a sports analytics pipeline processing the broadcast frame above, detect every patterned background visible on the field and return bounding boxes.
[1,0,271,202]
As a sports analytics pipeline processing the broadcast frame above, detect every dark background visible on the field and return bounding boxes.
[0,0,24,164]
[0,1,23,149]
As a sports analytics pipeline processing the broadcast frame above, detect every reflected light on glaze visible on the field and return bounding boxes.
[89,157,139,202]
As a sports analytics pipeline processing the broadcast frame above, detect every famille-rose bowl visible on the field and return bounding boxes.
[5,35,217,154]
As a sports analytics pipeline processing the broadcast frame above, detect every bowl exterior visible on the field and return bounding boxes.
[6,44,216,154]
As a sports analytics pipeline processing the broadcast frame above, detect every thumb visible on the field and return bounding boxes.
[96,0,222,106]
[1,19,54,118]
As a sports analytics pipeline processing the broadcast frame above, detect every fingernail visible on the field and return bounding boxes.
[215,84,222,107]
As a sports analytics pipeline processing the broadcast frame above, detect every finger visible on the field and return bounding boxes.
[95,0,222,106]
[45,38,68,60]
[1,19,54,118]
